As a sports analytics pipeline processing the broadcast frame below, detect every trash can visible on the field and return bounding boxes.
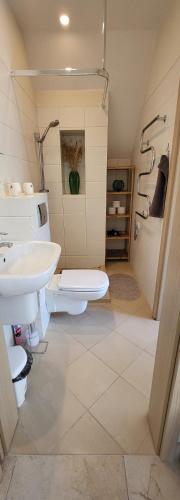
[8,346,33,408]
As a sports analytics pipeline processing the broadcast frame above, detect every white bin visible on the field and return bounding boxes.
[8,346,28,408]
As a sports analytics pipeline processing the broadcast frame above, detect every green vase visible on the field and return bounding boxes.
[69,170,80,194]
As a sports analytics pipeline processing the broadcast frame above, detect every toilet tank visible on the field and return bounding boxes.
[0,193,50,241]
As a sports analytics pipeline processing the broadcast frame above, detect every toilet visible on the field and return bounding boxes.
[45,269,109,315]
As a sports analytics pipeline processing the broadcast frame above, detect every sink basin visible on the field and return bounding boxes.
[0,241,61,297]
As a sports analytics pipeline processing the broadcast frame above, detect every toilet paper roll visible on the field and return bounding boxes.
[117,206,126,214]
[112,200,120,208]
[108,206,116,215]
[8,182,22,196]
[23,182,34,195]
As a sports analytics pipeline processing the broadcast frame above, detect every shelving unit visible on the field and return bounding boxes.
[106,164,134,261]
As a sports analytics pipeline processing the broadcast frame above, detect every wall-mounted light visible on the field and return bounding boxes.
[59,14,70,26]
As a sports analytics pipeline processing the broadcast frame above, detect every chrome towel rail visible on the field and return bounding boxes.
[134,114,167,239]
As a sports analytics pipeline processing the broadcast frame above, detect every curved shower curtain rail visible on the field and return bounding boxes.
[10,67,109,109]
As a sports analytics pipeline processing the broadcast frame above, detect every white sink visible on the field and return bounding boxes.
[0,241,61,297]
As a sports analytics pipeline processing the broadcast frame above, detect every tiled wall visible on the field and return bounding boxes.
[0,0,39,191]
[131,0,180,311]
[37,91,108,268]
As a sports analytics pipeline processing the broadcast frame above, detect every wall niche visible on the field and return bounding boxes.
[60,130,85,195]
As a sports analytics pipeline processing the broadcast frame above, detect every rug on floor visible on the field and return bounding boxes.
[109,273,140,300]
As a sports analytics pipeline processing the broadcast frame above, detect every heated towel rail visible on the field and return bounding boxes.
[134,114,167,239]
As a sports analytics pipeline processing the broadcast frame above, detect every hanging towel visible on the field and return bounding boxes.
[149,154,169,218]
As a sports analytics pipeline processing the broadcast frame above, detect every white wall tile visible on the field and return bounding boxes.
[44,165,62,183]
[86,211,106,242]
[63,196,85,213]
[87,239,105,257]
[65,256,89,269]
[85,127,107,147]
[48,197,63,215]
[85,107,108,127]
[86,163,107,182]
[46,181,62,198]
[86,181,106,198]
[86,198,106,215]
[60,107,85,129]
[64,213,86,256]
[37,107,59,127]
[49,214,65,253]
[87,256,105,268]
[86,147,107,167]
[43,146,61,165]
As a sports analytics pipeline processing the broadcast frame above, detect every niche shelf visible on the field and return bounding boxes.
[106,164,134,262]
[60,130,85,195]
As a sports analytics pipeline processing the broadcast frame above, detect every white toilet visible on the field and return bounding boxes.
[45,269,109,315]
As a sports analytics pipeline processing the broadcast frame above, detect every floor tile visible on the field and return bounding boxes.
[57,414,123,454]
[44,330,87,369]
[122,351,155,398]
[90,377,150,453]
[115,315,159,350]
[136,433,156,455]
[6,455,128,500]
[91,331,142,375]
[66,351,118,408]
[15,384,85,454]
[124,455,180,500]
[0,457,16,500]
[10,422,38,455]
[64,323,111,349]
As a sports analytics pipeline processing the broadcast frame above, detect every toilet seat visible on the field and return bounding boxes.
[58,269,109,293]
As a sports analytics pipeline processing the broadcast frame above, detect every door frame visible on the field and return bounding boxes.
[149,119,180,455]
[153,82,180,319]
[160,339,180,462]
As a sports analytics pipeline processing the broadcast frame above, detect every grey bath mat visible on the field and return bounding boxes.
[109,273,140,300]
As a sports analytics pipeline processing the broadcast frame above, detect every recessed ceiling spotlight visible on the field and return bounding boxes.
[59,14,70,26]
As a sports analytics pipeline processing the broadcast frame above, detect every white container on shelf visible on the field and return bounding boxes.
[112,200,120,208]
[8,183,22,196]
[23,182,34,195]
[108,206,116,215]
[117,206,126,214]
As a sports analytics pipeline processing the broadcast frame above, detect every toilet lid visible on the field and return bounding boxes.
[8,346,27,380]
[58,270,109,292]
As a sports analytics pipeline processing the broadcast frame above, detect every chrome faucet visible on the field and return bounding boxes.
[0,232,13,248]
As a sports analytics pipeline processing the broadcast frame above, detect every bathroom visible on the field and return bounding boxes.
[0,0,180,497]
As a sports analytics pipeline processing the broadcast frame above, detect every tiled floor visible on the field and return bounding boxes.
[10,262,160,455]
[1,455,180,500]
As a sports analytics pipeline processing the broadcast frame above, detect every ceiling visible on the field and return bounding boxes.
[8,0,171,32]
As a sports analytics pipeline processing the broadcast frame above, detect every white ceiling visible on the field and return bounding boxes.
[7,0,172,158]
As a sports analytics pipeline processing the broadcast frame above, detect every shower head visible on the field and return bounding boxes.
[36,119,59,143]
